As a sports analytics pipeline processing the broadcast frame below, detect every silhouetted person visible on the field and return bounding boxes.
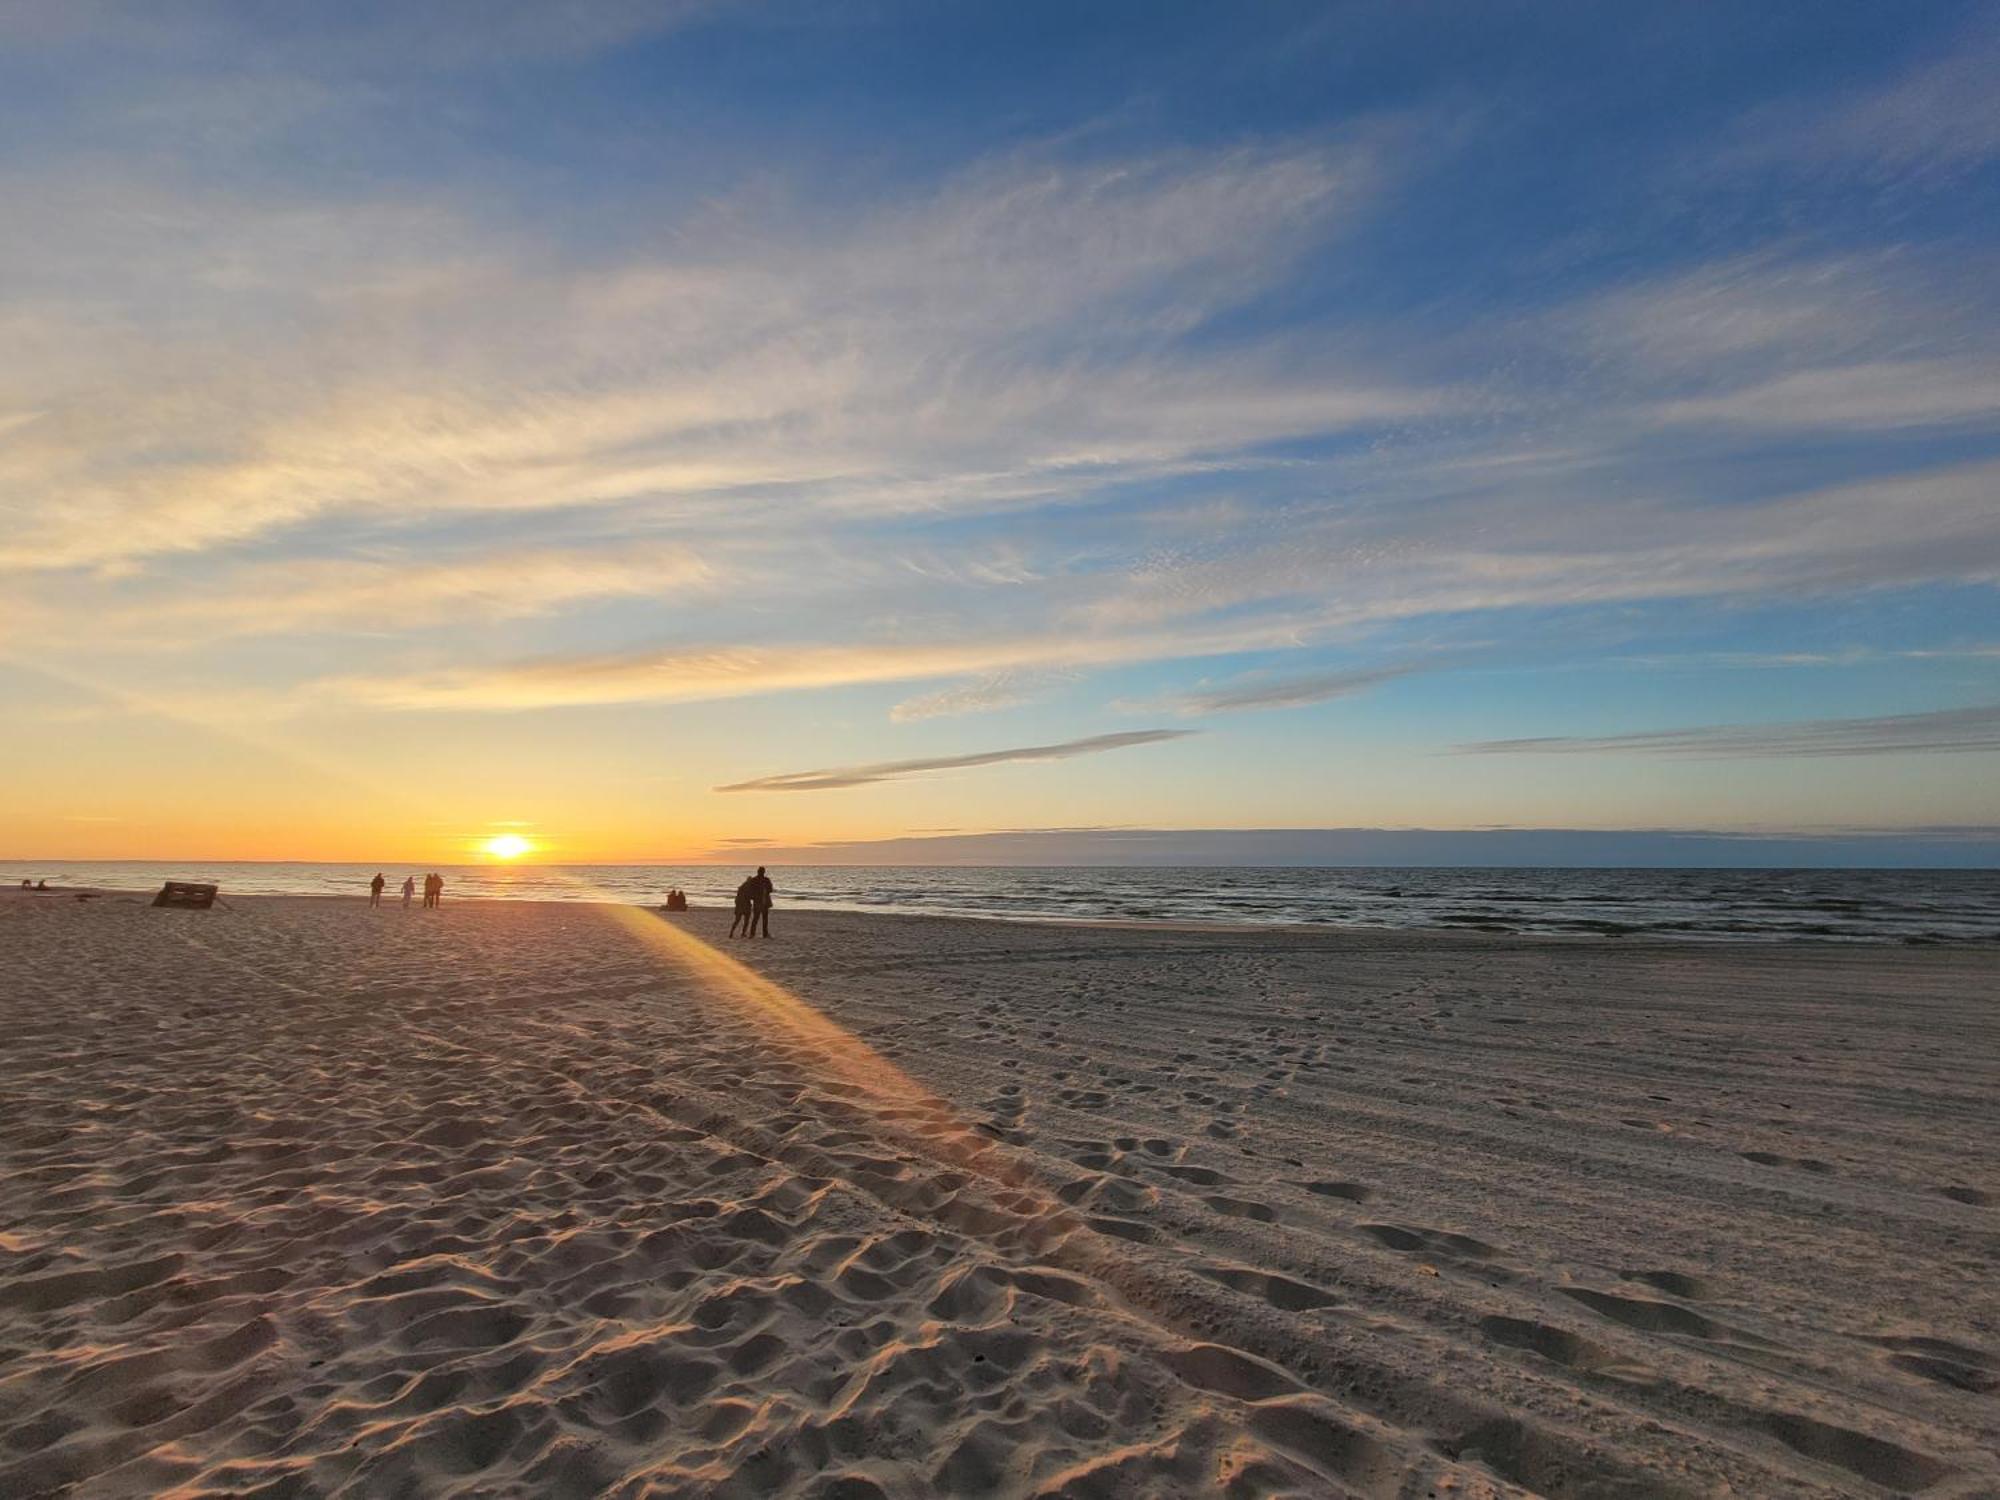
[369,872,385,907]
[401,875,415,907]
[729,877,754,937]
[34,879,47,891]
[428,872,445,908]
[748,865,774,938]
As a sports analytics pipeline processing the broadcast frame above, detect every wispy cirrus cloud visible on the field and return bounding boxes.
[1725,15,2000,182]
[1139,664,1419,716]
[715,729,1196,792]
[1653,359,2000,432]
[1078,455,2000,637]
[1568,246,2000,433]
[85,543,715,641]
[1616,645,2000,670]
[0,137,1415,576]
[1458,704,2000,759]
[5,0,719,72]
[295,450,2000,716]
[889,671,1063,723]
[315,613,1329,713]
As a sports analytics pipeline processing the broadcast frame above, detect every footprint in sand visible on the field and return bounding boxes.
[1560,1287,1773,1347]
[1203,1194,1278,1223]
[1055,1087,1111,1111]
[1157,1162,1226,1187]
[1359,1223,1497,1260]
[980,1086,1029,1141]
[1865,1334,1999,1393]
[1301,1180,1371,1203]
[1754,1411,1954,1493]
[1086,1215,1155,1244]
[1621,1268,1711,1299]
[1479,1315,1655,1382]
[1196,1262,1338,1311]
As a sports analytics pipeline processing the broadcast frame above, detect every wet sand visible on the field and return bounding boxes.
[2,891,1995,1497]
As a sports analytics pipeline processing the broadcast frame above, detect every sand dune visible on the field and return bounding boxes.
[1,892,1994,1497]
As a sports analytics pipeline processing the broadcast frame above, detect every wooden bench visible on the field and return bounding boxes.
[152,881,219,910]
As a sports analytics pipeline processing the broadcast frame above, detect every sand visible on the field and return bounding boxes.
[1,891,1995,1499]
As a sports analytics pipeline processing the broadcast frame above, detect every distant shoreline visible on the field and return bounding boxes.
[8,857,2000,871]
[9,885,1996,947]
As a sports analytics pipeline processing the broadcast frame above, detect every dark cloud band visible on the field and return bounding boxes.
[1458,704,2000,758]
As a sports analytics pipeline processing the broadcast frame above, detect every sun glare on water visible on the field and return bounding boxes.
[482,834,533,860]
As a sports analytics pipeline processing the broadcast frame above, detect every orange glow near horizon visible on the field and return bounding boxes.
[482,833,534,860]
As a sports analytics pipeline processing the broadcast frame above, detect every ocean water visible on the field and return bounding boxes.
[9,862,2000,943]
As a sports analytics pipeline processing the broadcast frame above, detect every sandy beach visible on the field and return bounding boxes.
[2,891,1995,1499]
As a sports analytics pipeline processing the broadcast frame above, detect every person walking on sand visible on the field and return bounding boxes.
[369,872,385,908]
[748,865,774,938]
[729,876,755,938]
[400,875,415,908]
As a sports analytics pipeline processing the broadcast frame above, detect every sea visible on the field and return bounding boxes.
[9,862,2000,944]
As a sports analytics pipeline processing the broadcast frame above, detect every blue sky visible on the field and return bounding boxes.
[2,1,1997,862]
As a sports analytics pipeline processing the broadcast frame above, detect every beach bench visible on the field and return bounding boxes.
[152,881,219,910]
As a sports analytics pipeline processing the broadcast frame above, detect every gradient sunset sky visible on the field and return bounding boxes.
[4,1,1998,863]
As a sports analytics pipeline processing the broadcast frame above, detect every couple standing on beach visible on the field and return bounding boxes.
[730,867,774,939]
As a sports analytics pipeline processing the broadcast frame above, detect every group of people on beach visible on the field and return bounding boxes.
[358,866,774,929]
[368,872,444,908]
[655,869,776,935]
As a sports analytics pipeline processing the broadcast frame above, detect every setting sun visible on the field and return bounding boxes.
[482,833,533,860]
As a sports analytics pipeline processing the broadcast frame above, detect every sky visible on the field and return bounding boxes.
[3,0,1998,865]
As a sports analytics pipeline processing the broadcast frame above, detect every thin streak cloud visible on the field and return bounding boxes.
[1150,664,1418,715]
[715,730,1196,793]
[1653,360,2000,431]
[889,672,1059,723]
[1458,705,2000,759]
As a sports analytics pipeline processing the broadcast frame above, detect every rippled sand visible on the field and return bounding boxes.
[2,892,1995,1497]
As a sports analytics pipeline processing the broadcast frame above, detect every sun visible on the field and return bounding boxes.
[482,833,533,860]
